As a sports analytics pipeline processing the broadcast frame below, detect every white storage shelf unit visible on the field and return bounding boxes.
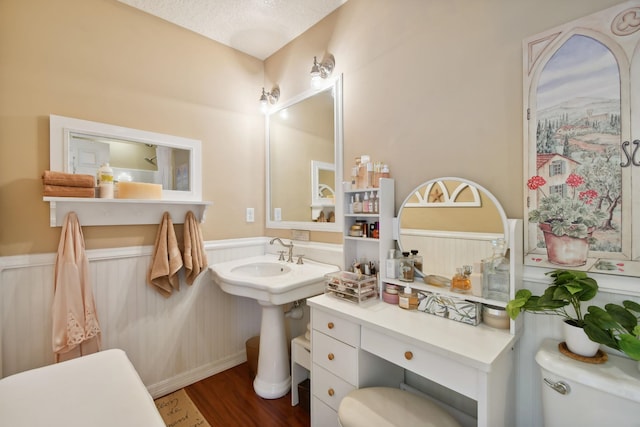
[342,178,395,294]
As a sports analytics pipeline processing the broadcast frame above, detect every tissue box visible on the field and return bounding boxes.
[417,291,481,326]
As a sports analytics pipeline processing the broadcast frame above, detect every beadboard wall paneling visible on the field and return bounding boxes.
[0,238,267,397]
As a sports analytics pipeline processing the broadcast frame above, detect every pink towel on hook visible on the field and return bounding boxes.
[148,212,183,297]
[52,212,101,363]
[183,211,208,285]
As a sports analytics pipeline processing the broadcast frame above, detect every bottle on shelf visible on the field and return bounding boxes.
[398,252,414,282]
[409,250,423,272]
[363,192,370,213]
[451,265,472,293]
[98,163,114,199]
[482,238,510,302]
[352,194,362,213]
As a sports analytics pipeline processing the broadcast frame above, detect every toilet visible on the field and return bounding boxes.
[337,387,462,427]
[536,338,640,427]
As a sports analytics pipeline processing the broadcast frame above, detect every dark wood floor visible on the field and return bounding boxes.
[184,362,310,427]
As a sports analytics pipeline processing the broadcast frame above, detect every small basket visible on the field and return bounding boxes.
[325,271,377,304]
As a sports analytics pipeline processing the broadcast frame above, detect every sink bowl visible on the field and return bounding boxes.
[209,253,339,399]
[210,254,339,305]
[230,262,291,277]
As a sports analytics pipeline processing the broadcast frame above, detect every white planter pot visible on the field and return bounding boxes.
[563,320,600,357]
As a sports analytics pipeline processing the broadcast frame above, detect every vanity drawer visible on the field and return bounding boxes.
[312,364,355,412]
[312,309,360,346]
[312,330,358,385]
[361,327,479,399]
[312,396,340,427]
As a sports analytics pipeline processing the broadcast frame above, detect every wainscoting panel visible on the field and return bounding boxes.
[0,238,267,397]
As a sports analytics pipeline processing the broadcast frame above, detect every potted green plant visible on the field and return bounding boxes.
[527,174,606,266]
[584,300,640,362]
[506,269,600,356]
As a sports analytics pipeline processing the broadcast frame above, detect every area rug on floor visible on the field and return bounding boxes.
[154,388,211,427]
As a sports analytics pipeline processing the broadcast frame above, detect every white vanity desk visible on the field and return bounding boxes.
[307,293,518,427]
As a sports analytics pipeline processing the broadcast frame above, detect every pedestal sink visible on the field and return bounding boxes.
[209,254,339,399]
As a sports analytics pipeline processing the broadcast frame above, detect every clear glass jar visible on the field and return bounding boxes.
[482,238,510,302]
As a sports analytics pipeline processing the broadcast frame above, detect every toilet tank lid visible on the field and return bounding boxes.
[535,339,640,404]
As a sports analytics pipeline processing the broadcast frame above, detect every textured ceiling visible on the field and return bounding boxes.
[117,0,347,60]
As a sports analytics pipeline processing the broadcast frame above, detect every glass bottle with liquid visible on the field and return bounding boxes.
[399,286,419,310]
[398,252,414,282]
[482,238,510,302]
[410,250,423,272]
[451,265,472,293]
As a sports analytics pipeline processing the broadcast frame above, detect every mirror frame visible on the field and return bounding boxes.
[50,115,202,201]
[265,75,343,232]
[396,176,509,252]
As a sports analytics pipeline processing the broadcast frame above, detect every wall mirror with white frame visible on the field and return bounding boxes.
[49,115,202,201]
[266,75,343,232]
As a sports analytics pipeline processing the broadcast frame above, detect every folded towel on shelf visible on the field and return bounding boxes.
[43,185,95,198]
[43,170,95,188]
[52,212,102,363]
[183,211,208,285]
[148,212,183,297]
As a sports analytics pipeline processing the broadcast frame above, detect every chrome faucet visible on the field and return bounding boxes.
[270,237,294,263]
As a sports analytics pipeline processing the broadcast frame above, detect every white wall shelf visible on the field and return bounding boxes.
[43,197,212,227]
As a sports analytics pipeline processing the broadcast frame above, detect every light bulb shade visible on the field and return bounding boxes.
[309,54,335,87]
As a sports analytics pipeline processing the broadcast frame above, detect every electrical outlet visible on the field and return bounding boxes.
[246,207,255,223]
[292,229,310,241]
[274,208,282,221]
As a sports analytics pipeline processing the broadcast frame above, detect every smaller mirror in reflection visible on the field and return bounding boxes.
[397,178,508,280]
[69,132,190,191]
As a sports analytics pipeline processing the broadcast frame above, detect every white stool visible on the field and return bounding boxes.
[290,334,311,406]
[338,387,462,427]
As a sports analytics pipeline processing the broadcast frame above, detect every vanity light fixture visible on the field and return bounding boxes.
[259,86,280,113]
[310,54,335,88]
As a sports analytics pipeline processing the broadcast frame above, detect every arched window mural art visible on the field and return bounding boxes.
[524,2,640,279]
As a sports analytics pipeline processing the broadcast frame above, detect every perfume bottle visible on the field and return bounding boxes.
[398,252,414,282]
[451,265,472,293]
[482,238,510,302]
[398,286,419,310]
[410,250,423,272]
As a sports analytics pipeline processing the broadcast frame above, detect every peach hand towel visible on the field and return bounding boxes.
[52,212,102,363]
[148,212,183,297]
[42,170,95,188]
[183,211,208,285]
[43,185,95,198]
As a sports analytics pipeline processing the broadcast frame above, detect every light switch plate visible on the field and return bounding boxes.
[274,208,282,221]
[246,207,255,222]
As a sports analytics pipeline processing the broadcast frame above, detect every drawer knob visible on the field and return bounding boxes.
[328,388,335,397]
[328,353,335,361]
[404,351,413,360]
[327,322,334,329]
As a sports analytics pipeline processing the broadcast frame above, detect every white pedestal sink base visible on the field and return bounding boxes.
[253,301,291,399]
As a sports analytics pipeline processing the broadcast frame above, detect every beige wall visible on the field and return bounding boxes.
[0,0,265,256]
[264,0,621,235]
[0,0,622,256]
